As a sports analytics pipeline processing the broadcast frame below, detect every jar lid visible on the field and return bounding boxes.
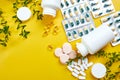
[91,63,106,78]
[43,7,56,17]
[76,43,88,57]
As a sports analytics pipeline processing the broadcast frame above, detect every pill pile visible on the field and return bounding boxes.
[101,11,120,46]
[67,57,93,79]
[88,0,115,18]
[55,43,77,64]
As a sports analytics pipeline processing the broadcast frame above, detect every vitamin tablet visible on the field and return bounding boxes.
[60,54,69,64]
[68,50,77,59]
[62,42,72,54]
[54,48,63,57]
[17,7,32,21]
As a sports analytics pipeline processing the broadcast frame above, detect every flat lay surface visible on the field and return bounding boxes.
[0,0,120,80]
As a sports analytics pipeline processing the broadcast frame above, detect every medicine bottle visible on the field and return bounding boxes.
[76,24,115,57]
[41,0,60,26]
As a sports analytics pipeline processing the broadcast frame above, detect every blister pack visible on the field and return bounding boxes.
[101,11,120,46]
[88,0,115,18]
[60,0,95,42]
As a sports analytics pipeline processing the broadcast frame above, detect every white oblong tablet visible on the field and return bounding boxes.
[54,48,63,57]
[62,42,72,54]
[17,7,32,21]
[68,50,77,59]
[91,63,106,79]
[60,54,69,64]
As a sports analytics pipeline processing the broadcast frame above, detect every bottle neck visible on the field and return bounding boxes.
[43,7,56,17]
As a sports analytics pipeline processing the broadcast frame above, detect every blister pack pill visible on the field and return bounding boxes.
[88,0,115,18]
[62,13,95,42]
[101,11,120,46]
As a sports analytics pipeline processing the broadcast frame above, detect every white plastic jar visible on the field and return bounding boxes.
[41,0,61,17]
[76,24,115,57]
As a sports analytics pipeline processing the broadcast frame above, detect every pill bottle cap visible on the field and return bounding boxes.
[91,63,106,78]
[76,43,88,57]
[43,7,56,17]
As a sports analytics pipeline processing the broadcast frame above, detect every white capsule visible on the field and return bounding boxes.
[69,64,75,68]
[78,76,86,79]
[82,63,88,70]
[79,71,86,76]
[74,66,81,71]
[67,66,74,72]
[84,57,88,65]
[87,62,93,67]
[80,65,85,71]
[72,72,78,78]
[78,59,81,66]
[72,61,78,66]
[73,69,80,74]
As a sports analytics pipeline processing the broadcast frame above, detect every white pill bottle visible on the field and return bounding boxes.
[76,24,115,57]
[41,0,60,26]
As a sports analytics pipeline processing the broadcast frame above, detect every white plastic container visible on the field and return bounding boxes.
[41,0,61,17]
[76,24,115,56]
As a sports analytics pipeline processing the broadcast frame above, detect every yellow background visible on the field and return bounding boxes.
[0,0,120,80]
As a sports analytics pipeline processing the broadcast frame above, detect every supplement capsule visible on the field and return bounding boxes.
[113,12,120,18]
[73,30,78,38]
[80,15,85,24]
[69,19,74,27]
[64,0,69,6]
[78,76,86,79]
[72,72,78,78]
[67,66,74,72]
[73,69,80,74]
[79,71,86,76]
[79,5,84,13]
[78,29,83,37]
[75,17,80,25]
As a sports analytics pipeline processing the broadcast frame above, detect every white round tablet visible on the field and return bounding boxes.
[62,42,72,54]
[60,54,69,64]
[91,63,106,79]
[17,7,32,21]
[54,48,63,57]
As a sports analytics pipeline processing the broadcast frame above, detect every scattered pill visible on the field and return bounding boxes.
[67,66,74,72]
[79,71,86,76]
[91,63,106,78]
[68,50,77,59]
[74,65,81,71]
[55,48,63,57]
[17,7,32,21]
[72,72,78,78]
[73,69,80,74]
[60,54,69,64]
[87,62,93,67]
[62,42,72,54]
[78,76,86,79]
